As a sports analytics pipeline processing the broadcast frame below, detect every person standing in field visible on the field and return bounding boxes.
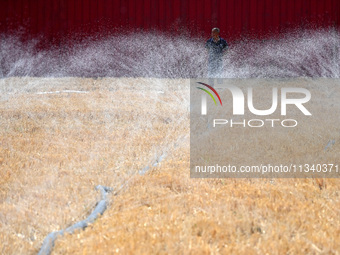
[205,28,228,77]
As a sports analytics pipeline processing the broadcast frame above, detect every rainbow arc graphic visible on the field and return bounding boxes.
[196,82,222,106]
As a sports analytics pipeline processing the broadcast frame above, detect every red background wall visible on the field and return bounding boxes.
[0,0,339,44]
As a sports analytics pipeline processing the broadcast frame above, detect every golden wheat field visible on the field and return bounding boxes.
[0,77,339,255]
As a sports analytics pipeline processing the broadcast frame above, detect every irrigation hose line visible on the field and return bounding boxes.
[37,185,113,255]
[37,153,167,255]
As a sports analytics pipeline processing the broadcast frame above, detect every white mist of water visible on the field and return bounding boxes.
[1,29,339,80]
[1,29,339,103]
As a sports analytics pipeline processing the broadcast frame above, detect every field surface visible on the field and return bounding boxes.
[0,77,339,255]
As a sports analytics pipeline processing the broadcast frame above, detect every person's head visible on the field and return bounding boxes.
[211,28,220,40]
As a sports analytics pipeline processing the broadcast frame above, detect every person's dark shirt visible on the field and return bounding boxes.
[205,37,228,62]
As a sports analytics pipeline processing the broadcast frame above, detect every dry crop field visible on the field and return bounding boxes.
[0,77,339,255]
